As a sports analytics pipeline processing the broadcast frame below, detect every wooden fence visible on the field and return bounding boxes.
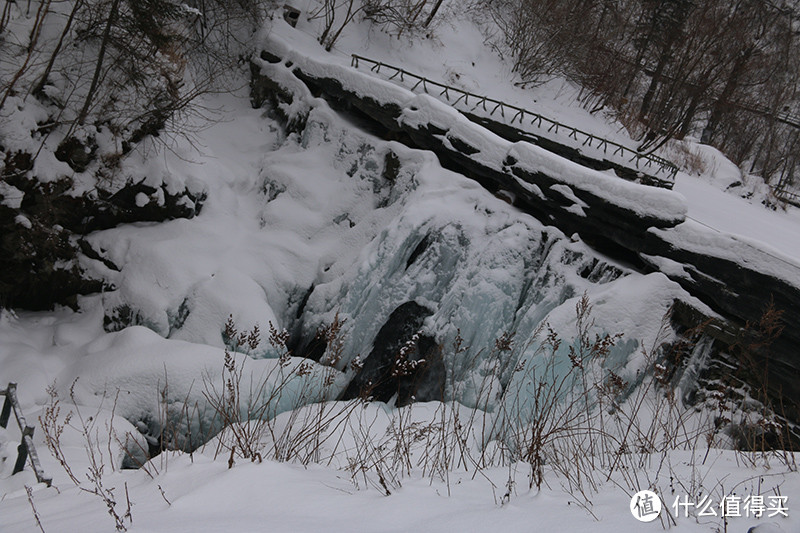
[1,383,52,486]
[776,187,800,208]
[350,54,679,184]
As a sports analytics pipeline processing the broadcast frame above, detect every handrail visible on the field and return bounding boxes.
[1,383,52,486]
[350,54,679,183]
[775,187,800,207]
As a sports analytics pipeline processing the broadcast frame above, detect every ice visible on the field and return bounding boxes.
[60,326,346,451]
[1,9,800,532]
[289,107,704,411]
[3,11,783,485]
[75,89,707,421]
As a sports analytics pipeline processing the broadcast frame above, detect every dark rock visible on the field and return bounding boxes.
[343,301,444,405]
[406,235,430,270]
[464,112,674,189]
[288,285,329,362]
[55,136,97,173]
[104,304,144,332]
[83,179,205,232]
[3,151,33,178]
[0,155,204,310]
[0,178,104,309]
[260,50,282,64]
[382,150,401,182]
[446,133,480,155]
[78,238,120,272]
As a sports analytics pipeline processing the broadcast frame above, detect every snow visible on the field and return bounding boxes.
[1,398,797,533]
[0,181,24,209]
[674,170,800,267]
[258,25,689,226]
[14,214,32,229]
[652,220,800,289]
[2,3,800,532]
[273,8,800,269]
[69,326,343,437]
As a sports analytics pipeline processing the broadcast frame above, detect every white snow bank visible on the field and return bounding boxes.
[653,220,800,289]
[674,169,800,266]
[82,91,409,351]
[1,418,797,533]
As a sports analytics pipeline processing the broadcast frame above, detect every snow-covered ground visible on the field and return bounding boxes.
[1,434,797,533]
[674,170,800,266]
[2,4,800,532]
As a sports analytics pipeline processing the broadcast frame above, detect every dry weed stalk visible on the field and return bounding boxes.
[37,295,795,530]
[205,314,350,467]
[39,379,133,531]
[25,485,46,533]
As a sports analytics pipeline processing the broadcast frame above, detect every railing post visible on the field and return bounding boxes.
[0,394,10,428]
[13,442,28,475]
[0,382,15,428]
[12,425,33,475]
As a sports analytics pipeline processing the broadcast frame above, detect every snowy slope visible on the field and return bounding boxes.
[1,441,797,533]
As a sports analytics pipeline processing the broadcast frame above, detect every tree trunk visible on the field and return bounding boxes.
[318,0,336,46]
[0,0,14,34]
[638,30,677,122]
[325,0,357,52]
[423,0,444,28]
[77,0,121,125]
[0,0,51,111]
[33,0,83,97]
[622,8,659,98]
[700,48,753,145]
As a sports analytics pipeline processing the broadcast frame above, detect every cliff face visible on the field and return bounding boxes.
[0,150,204,310]
[2,24,797,448]
[251,39,800,430]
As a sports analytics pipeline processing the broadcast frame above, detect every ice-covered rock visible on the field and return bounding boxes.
[252,33,800,430]
[59,326,346,452]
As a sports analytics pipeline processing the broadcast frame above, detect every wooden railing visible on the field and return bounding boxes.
[350,54,679,184]
[775,187,800,207]
[1,383,52,486]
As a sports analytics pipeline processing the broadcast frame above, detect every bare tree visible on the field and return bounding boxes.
[0,0,52,110]
[33,0,85,97]
[423,0,444,27]
[76,0,121,125]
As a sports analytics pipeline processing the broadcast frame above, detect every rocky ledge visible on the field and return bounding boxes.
[0,149,205,310]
